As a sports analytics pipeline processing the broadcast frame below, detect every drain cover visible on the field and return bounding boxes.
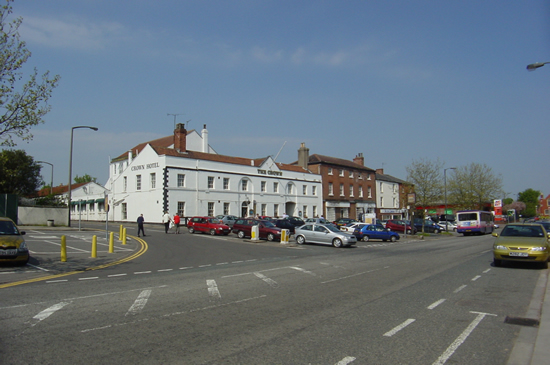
[504,316,540,327]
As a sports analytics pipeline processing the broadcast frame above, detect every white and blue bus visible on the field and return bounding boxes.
[456,210,494,236]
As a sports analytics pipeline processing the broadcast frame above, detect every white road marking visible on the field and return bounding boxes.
[157,269,173,272]
[207,280,221,299]
[108,273,127,277]
[254,272,279,288]
[288,266,317,276]
[79,277,99,281]
[483,268,491,273]
[432,311,497,365]
[336,356,356,364]
[26,263,50,272]
[126,289,152,316]
[134,271,151,275]
[30,302,71,326]
[383,318,416,337]
[46,280,68,284]
[427,299,446,310]
[453,285,467,293]
[471,275,481,281]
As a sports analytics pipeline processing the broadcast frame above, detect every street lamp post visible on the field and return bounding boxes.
[37,161,54,195]
[444,167,456,231]
[68,126,98,227]
[527,62,550,71]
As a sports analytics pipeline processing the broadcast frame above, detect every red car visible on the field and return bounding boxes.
[385,219,417,234]
[231,218,282,241]
[187,216,231,235]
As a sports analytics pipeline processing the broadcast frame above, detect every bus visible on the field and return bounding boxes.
[456,210,494,236]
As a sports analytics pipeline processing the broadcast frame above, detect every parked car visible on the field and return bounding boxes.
[286,216,305,228]
[187,216,231,235]
[353,224,400,242]
[340,222,367,233]
[333,218,357,227]
[492,223,550,268]
[273,219,296,234]
[0,217,29,265]
[304,217,332,226]
[437,221,457,231]
[232,219,282,241]
[294,223,357,248]
[386,219,417,234]
[215,215,238,227]
[413,219,441,234]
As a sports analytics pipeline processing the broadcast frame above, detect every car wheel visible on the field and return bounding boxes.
[406,229,412,234]
[493,258,502,267]
[296,235,305,244]
[541,260,549,269]
[390,236,397,242]
[332,238,343,248]
[210,229,216,236]
[362,236,370,242]
[188,227,195,234]
[237,231,245,239]
[267,233,275,241]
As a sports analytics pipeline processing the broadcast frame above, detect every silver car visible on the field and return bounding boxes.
[216,215,238,227]
[295,223,357,248]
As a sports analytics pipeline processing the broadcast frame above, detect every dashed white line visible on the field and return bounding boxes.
[108,273,127,277]
[453,285,467,293]
[157,269,173,272]
[180,267,192,270]
[254,272,279,288]
[134,271,152,275]
[126,289,152,316]
[384,318,416,337]
[482,268,491,273]
[471,275,481,281]
[46,280,68,284]
[79,277,99,281]
[30,302,71,326]
[207,280,221,299]
[427,299,446,310]
[336,356,356,364]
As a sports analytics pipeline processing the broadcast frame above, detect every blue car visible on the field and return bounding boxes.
[354,224,400,242]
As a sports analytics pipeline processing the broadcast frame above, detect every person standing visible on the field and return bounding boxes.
[137,214,146,237]
[162,211,172,233]
[173,213,181,234]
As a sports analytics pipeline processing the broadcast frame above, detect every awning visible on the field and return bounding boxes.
[95,198,105,203]
[86,199,95,204]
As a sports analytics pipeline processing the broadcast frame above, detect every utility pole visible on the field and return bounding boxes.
[167,113,183,129]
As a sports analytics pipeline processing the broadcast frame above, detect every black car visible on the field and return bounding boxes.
[274,219,296,233]
[285,216,305,228]
[413,219,441,233]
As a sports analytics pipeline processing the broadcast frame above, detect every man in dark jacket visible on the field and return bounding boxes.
[137,214,146,237]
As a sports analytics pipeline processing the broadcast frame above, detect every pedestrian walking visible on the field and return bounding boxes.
[162,211,172,233]
[173,213,181,234]
[137,214,146,237]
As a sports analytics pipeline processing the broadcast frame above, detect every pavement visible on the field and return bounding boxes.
[5,225,550,364]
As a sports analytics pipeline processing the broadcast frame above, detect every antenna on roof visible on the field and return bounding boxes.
[167,113,184,130]
[269,141,287,169]
[185,120,191,129]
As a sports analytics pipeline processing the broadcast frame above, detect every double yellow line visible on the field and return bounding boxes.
[0,235,148,289]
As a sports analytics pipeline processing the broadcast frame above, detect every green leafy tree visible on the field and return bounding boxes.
[0,149,42,195]
[518,188,541,218]
[0,0,60,147]
[406,158,444,216]
[74,174,96,184]
[447,162,503,210]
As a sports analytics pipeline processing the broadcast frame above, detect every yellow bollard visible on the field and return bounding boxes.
[122,228,127,245]
[109,232,115,253]
[91,235,97,258]
[60,235,67,262]
[119,225,123,241]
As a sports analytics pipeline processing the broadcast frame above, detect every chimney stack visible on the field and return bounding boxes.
[174,123,187,153]
[298,142,310,169]
[202,124,209,153]
[353,153,364,166]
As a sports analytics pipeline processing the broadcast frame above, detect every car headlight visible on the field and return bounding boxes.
[531,247,547,252]
[494,245,507,250]
[18,241,28,252]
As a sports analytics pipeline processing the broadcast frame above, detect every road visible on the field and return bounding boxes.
[0,226,544,364]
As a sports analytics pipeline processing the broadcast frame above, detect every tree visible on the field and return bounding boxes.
[0,0,60,147]
[406,158,444,216]
[74,174,97,184]
[447,162,503,210]
[0,149,42,195]
[518,188,541,218]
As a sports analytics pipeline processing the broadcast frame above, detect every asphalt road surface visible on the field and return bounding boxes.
[0,225,544,364]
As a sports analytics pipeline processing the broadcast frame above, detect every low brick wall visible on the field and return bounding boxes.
[18,206,69,226]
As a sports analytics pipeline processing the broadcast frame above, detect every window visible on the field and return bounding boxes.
[136,175,141,190]
[273,182,279,193]
[121,203,127,220]
[380,182,383,193]
[328,167,333,175]
[223,202,230,215]
[303,185,307,195]
[177,202,185,216]
[312,186,317,196]
[274,204,279,217]
[208,176,214,189]
[287,184,293,194]
[349,171,353,178]
[123,176,127,192]
[380,197,384,206]
[89,202,95,211]
[303,205,307,218]
[178,174,185,187]
[349,184,354,197]
[313,206,318,217]
[328,182,334,196]
[261,204,266,216]
[241,180,248,191]
[368,186,372,198]
[208,202,214,216]
[223,178,230,190]
[359,186,363,198]
[339,169,344,177]
[393,197,397,208]
[150,173,156,189]
[261,181,266,192]
[340,183,344,196]
[367,173,371,180]
[393,184,397,193]
[358,173,363,180]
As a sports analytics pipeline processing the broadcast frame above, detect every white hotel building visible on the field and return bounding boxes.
[105,124,323,223]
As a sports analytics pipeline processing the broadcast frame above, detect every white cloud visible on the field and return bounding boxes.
[19,16,128,51]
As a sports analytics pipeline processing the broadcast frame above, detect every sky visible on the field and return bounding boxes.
[5,0,550,198]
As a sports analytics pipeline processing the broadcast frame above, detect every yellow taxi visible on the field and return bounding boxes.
[0,217,29,265]
[492,223,550,269]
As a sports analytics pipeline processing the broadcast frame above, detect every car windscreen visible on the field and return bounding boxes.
[501,225,544,237]
[0,221,19,235]
[262,221,276,228]
[325,224,341,233]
